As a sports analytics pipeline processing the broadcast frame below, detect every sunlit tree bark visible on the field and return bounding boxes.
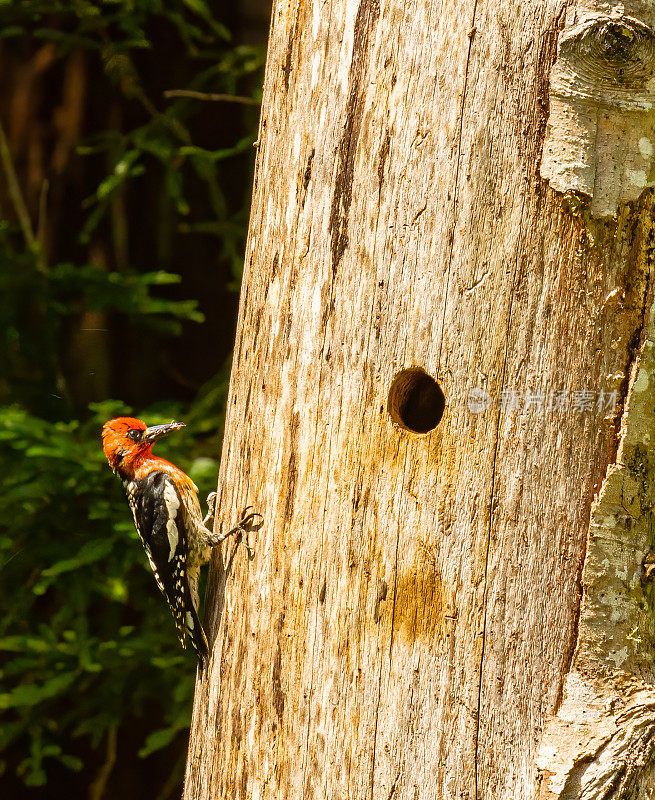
[186,1,655,797]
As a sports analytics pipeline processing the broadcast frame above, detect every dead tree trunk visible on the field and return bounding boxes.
[184,1,655,797]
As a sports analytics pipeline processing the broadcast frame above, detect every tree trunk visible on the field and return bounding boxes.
[185,1,655,798]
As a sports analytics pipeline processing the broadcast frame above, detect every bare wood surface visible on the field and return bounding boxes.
[185,1,655,797]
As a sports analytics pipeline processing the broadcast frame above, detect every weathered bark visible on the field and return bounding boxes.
[185,1,655,798]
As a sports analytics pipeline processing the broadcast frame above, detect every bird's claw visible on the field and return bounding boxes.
[215,505,263,558]
[203,491,217,526]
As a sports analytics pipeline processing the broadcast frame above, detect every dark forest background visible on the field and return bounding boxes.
[0,2,269,797]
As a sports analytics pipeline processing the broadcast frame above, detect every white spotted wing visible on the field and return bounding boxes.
[125,471,191,646]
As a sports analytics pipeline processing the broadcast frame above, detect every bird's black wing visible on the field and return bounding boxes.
[126,471,208,662]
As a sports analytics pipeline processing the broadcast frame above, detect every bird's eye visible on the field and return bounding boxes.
[127,429,143,442]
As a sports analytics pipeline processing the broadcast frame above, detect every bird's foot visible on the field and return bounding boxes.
[203,491,217,526]
[214,506,263,558]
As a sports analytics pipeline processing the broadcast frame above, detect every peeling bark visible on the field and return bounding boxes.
[538,258,655,798]
[541,4,655,216]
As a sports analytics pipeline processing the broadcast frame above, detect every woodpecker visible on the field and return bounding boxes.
[101,416,258,666]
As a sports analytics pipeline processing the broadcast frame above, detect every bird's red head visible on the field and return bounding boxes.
[101,417,185,478]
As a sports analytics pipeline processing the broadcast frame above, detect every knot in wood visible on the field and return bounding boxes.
[597,20,648,67]
[553,14,655,109]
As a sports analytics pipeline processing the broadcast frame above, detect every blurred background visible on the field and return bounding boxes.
[0,1,269,797]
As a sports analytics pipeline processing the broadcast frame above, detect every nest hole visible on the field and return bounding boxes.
[388,368,445,434]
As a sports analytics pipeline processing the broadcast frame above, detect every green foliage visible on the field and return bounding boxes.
[1,0,264,316]
[0,0,263,793]
[0,399,221,786]
[0,241,206,412]
[0,1,231,50]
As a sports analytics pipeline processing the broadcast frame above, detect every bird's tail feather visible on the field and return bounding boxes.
[185,605,209,667]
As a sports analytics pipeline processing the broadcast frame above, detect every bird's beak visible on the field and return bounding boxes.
[143,421,185,444]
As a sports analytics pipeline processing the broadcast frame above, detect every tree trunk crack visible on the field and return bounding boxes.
[329,0,380,273]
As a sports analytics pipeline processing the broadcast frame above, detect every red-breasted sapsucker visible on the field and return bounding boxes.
[101,416,257,665]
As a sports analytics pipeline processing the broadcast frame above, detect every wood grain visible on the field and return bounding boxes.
[184,1,655,797]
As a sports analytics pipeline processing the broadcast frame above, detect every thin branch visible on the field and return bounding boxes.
[36,178,49,273]
[88,723,118,800]
[163,89,259,106]
[0,118,36,250]
[157,749,187,800]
